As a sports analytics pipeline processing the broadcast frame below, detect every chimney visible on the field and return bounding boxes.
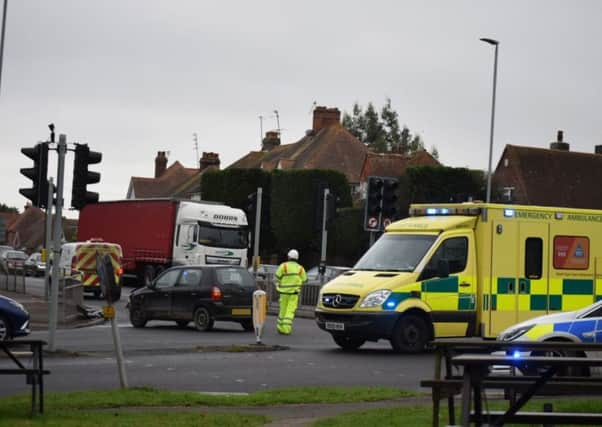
[549,130,570,151]
[595,145,602,155]
[155,151,168,178]
[262,131,281,151]
[312,106,341,133]
[199,152,220,171]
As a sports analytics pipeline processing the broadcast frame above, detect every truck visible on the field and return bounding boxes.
[315,202,602,353]
[77,199,249,286]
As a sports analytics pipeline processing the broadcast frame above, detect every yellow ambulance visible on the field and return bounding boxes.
[315,203,602,353]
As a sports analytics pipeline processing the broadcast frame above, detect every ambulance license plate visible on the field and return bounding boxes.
[325,322,345,331]
[232,308,251,315]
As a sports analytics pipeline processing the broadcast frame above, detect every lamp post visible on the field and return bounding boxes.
[0,0,8,96]
[480,37,499,204]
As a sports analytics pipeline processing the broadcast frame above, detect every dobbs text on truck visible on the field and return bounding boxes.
[78,199,248,286]
[316,203,602,353]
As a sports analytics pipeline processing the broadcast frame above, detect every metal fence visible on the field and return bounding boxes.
[0,270,26,293]
[256,273,322,309]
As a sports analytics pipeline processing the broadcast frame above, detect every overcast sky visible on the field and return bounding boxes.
[1,1,601,218]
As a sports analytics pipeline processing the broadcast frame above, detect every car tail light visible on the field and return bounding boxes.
[211,286,222,301]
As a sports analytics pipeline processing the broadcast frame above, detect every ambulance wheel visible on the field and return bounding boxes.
[390,314,430,354]
[193,307,214,332]
[333,335,366,351]
[129,308,147,328]
[240,319,254,332]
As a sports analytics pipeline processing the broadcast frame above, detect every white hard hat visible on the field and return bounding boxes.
[287,249,299,260]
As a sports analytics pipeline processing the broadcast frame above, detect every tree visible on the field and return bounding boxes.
[342,100,438,156]
[0,203,18,214]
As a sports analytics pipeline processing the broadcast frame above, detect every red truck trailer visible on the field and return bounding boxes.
[78,199,249,286]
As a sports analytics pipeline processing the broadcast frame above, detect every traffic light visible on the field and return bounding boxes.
[364,176,383,231]
[19,142,50,208]
[71,143,102,210]
[381,178,399,227]
[245,192,258,226]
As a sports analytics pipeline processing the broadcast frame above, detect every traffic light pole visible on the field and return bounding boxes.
[319,188,329,285]
[252,187,262,277]
[43,178,54,300]
[48,134,66,352]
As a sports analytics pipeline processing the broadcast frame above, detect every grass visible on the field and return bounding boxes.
[0,386,415,426]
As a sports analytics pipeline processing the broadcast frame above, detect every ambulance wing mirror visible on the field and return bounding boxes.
[437,260,450,278]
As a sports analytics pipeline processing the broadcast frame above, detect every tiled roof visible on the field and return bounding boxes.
[129,161,199,198]
[360,150,440,180]
[173,164,220,198]
[6,206,46,250]
[492,144,602,209]
[227,125,368,184]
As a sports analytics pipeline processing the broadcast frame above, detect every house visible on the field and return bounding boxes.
[492,130,602,209]
[126,151,220,200]
[228,106,440,199]
[228,107,368,197]
[0,212,19,245]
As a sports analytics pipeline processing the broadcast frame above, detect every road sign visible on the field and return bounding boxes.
[383,218,392,227]
[367,216,378,229]
[102,305,115,319]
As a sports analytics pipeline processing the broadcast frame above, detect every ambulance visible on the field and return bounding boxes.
[53,239,123,300]
[315,203,602,353]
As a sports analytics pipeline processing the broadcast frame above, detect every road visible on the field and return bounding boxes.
[1,278,435,396]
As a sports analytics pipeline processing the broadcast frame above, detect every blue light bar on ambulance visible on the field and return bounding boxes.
[504,209,515,218]
[410,206,481,217]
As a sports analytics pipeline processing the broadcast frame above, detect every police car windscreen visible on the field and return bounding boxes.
[198,225,249,249]
[354,234,436,272]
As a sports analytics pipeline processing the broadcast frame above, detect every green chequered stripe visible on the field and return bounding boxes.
[458,293,475,310]
[597,295,602,302]
[421,276,458,293]
[563,279,593,295]
[497,277,515,294]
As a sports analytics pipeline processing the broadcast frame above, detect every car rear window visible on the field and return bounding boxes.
[215,268,255,288]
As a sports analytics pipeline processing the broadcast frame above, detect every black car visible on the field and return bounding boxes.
[127,265,255,331]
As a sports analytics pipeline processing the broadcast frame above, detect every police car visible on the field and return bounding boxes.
[498,300,602,376]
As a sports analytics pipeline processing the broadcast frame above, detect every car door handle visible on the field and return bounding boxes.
[459,282,471,288]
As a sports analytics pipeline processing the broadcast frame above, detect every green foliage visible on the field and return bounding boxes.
[0,203,18,214]
[341,99,435,156]
[270,169,351,264]
[329,207,369,265]
[407,166,486,203]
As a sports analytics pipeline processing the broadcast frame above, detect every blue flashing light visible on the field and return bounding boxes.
[440,208,449,214]
[426,208,438,215]
[386,301,396,308]
[504,209,515,218]
[512,350,521,359]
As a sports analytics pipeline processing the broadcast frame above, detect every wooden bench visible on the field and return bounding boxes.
[0,340,50,415]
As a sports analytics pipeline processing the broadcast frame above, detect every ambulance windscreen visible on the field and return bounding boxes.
[354,234,436,272]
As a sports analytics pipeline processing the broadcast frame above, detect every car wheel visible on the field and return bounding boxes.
[0,315,11,341]
[129,308,147,328]
[333,335,366,351]
[176,320,189,328]
[390,313,430,354]
[193,307,214,332]
[240,319,254,332]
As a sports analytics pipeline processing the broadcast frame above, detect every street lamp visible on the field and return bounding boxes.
[480,37,499,204]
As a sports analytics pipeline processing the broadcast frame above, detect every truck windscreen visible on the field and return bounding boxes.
[198,225,249,249]
[354,234,436,272]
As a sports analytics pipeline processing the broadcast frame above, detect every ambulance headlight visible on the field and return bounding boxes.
[360,290,392,308]
[499,324,534,342]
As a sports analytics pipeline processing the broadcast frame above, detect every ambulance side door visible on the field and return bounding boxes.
[419,233,477,337]
[517,222,549,323]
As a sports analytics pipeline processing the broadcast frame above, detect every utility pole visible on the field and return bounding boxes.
[319,188,329,285]
[193,133,199,165]
[48,134,66,352]
[273,110,280,139]
[258,115,264,145]
[0,0,7,96]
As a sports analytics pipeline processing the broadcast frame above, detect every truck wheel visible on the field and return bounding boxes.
[193,307,214,332]
[129,308,147,328]
[0,315,11,341]
[333,335,366,351]
[390,314,430,354]
[142,265,155,287]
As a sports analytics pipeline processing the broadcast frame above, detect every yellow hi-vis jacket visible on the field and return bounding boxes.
[275,261,307,294]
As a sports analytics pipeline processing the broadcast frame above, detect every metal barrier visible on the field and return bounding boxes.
[256,273,322,309]
[0,270,26,293]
